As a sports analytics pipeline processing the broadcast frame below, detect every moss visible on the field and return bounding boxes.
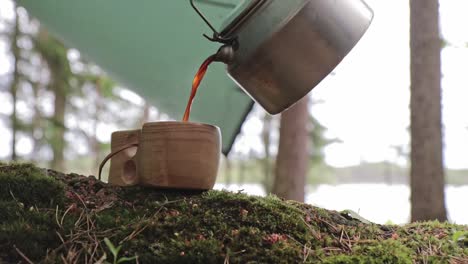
[322,240,413,264]
[0,163,467,264]
[0,201,65,262]
[0,163,65,208]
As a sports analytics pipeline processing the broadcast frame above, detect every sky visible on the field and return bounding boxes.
[1,0,468,169]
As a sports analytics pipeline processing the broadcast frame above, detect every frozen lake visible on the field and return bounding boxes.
[214,183,468,225]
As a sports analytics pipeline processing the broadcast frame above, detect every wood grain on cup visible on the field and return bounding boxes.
[108,122,221,190]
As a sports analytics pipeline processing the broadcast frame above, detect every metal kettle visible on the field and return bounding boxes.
[191,0,374,114]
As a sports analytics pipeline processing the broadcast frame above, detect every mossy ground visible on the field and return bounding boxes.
[0,163,467,263]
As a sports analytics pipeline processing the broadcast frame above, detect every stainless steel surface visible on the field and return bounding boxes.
[220,0,267,38]
[219,0,374,114]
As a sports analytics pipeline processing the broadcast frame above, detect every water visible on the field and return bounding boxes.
[214,183,468,225]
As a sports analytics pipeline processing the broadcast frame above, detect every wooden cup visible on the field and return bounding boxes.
[104,122,221,190]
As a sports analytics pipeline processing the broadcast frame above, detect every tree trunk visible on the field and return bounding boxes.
[9,6,20,161]
[261,113,273,193]
[31,81,43,160]
[91,80,103,172]
[50,80,66,172]
[272,96,309,202]
[36,30,71,172]
[409,0,447,221]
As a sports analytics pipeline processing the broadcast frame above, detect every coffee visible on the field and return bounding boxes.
[182,55,216,122]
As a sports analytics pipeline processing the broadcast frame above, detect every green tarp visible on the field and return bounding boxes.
[17,0,253,154]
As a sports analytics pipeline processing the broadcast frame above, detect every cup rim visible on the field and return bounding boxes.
[141,121,220,130]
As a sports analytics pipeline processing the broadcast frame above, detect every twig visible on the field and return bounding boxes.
[302,244,312,263]
[75,210,85,227]
[95,253,107,264]
[61,204,76,227]
[322,247,343,252]
[9,190,20,205]
[14,245,34,264]
[343,229,352,250]
[354,239,379,244]
[300,217,321,240]
[450,256,468,264]
[121,200,174,244]
[319,217,339,233]
[56,205,61,228]
[73,191,89,211]
[56,231,66,244]
[89,233,99,262]
[122,225,149,244]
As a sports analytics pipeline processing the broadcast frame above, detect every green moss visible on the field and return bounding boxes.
[0,163,65,208]
[0,201,64,262]
[0,163,467,264]
[324,240,413,264]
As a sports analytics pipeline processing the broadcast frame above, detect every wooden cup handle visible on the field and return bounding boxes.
[98,142,139,181]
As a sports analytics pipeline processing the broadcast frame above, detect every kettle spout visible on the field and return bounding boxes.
[213,45,235,64]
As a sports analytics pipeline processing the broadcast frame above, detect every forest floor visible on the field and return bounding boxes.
[0,163,467,263]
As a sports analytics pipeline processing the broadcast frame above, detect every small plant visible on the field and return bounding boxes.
[103,238,137,264]
[452,231,467,243]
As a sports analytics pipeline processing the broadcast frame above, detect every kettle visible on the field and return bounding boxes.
[191,0,373,114]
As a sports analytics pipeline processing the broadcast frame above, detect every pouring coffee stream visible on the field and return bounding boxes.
[182,55,215,122]
[182,45,234,122]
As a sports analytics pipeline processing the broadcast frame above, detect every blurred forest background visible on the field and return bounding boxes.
[1,0,468,224]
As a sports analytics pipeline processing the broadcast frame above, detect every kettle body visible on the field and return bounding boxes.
[218,0,374,114]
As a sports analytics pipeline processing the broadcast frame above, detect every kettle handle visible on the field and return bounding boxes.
[189,0,237,45]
